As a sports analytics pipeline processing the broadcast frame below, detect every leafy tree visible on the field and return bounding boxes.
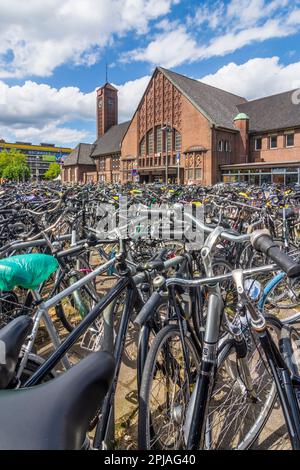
[44,162,61,180]
[0,149,30,181]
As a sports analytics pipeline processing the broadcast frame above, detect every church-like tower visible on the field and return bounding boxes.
[96,82,118,138]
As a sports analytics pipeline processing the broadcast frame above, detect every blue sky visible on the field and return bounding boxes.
[0,0,299,147]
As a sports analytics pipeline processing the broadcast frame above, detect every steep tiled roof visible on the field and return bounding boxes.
[63,143,94,167]
[238,90,300,133]
[159,67,247,130]
[91,121,130,157]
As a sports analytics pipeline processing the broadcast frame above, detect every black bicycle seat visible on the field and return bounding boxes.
[0,316,33,389]
[0,351,115,449]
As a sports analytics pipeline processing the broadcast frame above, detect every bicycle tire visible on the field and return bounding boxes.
[138,324,200,450]
[204,315,281,449]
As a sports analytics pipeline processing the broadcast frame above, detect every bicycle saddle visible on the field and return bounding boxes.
[0,254,58,291]
[0,316,33,389]
[0,351,115,449]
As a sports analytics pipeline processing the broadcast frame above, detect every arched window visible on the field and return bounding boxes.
[140,136,146,156]
[155,126,162,153]
[174,129,181,152]
[147,129,154,155]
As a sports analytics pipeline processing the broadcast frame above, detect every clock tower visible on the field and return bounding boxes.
[96,82,118,138]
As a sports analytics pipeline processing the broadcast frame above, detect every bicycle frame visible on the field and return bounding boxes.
[16,257,116,378]
[23,255,145,449]
[161,223,300,450]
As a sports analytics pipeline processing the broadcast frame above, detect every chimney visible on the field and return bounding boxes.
[234,113,250,163]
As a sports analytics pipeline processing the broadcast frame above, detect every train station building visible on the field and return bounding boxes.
[62,67,300,185]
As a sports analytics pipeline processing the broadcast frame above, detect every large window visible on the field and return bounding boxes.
[187,169,194,180]
[270,135,277,149]
[224,140,230,152]
[218,140,223,151]
[112,156,119,170]
[285,133,295,147]
[174,129,182,152]
[195,168,202,180]
[147,129,154,155]
[156,126,162,153]
[99,157,105,171]
[140,136,146,156]
[255,138,262,150]
[166,128,172,151]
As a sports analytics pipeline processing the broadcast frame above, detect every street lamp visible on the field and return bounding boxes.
[161,124,172,184]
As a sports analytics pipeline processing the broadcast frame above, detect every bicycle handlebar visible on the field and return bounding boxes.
[250,229,300,278]
[138,208,249,242]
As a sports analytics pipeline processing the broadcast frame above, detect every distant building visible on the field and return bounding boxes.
[62,67,300,185]
[0,141,72,179]
[62,143,95,183]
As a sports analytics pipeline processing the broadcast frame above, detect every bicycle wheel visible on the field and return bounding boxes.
[138,324,200,450]
[18,356,55,384]
[205,315,281,449]
[266,275,300,310]
[280,325,300,376]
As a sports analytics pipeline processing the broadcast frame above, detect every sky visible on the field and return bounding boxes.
[0,0,300,148]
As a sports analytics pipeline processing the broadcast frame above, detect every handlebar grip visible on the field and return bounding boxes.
[134,291,164,327]
[251,230,300,278]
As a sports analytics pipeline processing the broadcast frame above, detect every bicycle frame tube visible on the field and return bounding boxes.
[93,284,136,449]
[258,271,286,311]
[257,329,300,449]
[23,275,129,387]
[185,287,224,449]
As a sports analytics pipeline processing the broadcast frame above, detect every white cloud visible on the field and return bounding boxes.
[125,0,299,67]
[124,26,198,68]
[113,75,151,121]
[200,56,300,99]
[0,81,95,127]
[0,0,177,78]
[0,124,90,147]
[197,19,293,60]
[0,74,152,146]
[226,0,289,30]
[287,8,300,25]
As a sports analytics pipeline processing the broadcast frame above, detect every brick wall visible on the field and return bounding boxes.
[212,128,241,183]
[250,128,300,163]
[62,164,97,183]
[181,95,212,185]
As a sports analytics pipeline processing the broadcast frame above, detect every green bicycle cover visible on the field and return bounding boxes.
[0,254,59,291]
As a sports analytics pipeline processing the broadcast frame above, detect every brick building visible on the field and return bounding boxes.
[62,67,300,185]
[62,143,95,183]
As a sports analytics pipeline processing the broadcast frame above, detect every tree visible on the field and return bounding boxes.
[0,149,30,181]
[44,162,61,180]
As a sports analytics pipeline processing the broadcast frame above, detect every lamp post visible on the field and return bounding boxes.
[162,124,172,184]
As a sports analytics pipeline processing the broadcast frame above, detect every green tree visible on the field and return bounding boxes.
[0,149,30,181]
[44,162,61,180]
